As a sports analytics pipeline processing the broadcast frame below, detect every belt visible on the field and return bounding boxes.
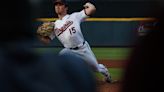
[70,41,85,50]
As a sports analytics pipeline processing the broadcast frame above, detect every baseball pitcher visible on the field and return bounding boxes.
[37,0,112,83]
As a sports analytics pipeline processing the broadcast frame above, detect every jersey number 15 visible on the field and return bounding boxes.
[69,27,76,35]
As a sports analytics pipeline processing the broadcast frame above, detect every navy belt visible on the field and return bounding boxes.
[70,41,85,50]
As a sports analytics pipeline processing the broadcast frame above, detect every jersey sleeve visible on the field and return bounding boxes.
[74,10,89,22]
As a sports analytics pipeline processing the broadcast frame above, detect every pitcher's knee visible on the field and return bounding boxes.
[97,64,109,74]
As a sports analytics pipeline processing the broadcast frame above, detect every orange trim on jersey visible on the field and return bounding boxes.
[56,21,73,36]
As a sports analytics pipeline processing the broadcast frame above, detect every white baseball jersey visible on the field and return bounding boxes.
[49,9,111,81]
[49,10,88,48]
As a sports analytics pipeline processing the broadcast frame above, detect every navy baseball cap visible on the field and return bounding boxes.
[53,0,68,6]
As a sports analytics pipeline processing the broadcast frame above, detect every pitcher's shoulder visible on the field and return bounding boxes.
[53,20,60,25]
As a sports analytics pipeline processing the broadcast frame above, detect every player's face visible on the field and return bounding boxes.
[55,3,67,15]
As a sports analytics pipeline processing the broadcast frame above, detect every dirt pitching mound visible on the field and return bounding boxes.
[96,79,122,92]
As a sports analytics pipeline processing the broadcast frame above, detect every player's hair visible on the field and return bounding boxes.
[53,0,68,7]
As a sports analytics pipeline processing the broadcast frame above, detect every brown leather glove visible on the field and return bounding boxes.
[37,22,54,37]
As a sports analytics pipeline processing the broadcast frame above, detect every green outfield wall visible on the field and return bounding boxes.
[34,20,155,47]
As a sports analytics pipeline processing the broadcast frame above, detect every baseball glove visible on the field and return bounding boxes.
[37,22,54,37]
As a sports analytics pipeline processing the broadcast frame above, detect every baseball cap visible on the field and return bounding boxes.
[53,0,68,6]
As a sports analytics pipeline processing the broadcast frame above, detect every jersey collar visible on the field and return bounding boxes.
[61,14,69,20]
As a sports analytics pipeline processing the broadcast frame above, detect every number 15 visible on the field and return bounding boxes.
[69,27,76,35]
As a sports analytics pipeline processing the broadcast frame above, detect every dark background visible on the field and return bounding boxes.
[32,0,161,47]
[32,0,162,18]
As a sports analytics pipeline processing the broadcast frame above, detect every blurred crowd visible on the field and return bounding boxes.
[0,0,96,92]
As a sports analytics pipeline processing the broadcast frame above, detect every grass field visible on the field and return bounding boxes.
[95,68,124,80]
[92,48,131,80]
[34,47,132,80]
[35,47,131,60]
[92,48,131,60]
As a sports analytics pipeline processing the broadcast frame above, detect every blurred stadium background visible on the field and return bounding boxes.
[32,0,160,80]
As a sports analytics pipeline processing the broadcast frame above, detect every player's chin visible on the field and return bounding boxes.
[56,11,65,15]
